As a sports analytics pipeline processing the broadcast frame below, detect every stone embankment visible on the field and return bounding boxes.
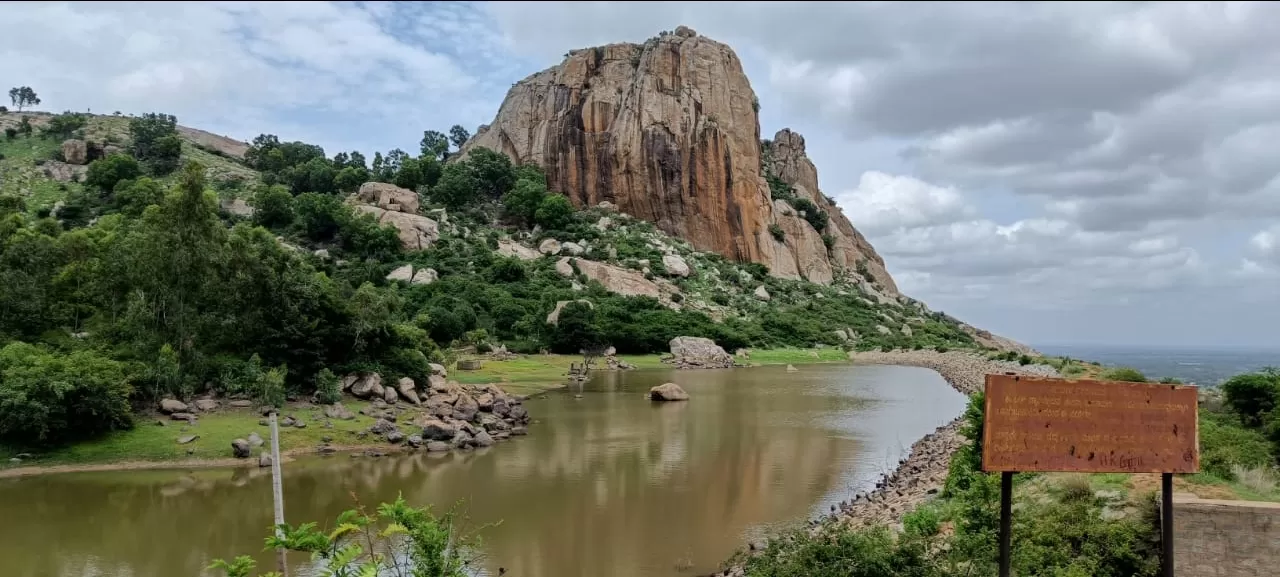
[716,351,1058,576]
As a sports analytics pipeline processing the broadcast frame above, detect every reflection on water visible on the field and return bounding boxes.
[0,364,964,577]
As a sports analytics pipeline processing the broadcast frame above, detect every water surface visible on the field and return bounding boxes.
[0,363,964,577]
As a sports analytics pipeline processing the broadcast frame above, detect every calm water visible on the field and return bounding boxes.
[0,364,964,577]
[1037,344,1280,386]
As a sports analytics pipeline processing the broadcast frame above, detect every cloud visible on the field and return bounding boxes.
[835,171,973,236]
[0,2,514,156]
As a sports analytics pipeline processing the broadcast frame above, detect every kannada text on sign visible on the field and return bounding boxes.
[981,374,1199,474]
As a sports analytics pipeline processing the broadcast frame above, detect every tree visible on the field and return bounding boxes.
[293,192,345,241]
[549,301,604,353]
[334,166,366,193]
[8,86,40,111]
[1222,372,1280,428]
[0,342,133,446]
[467,147,516,198]
[502,177,548,227]
[449,124,470,149]
[129,113,182,175]
[534,193,574,230]
[41,111,87,139]
[431,163,480,209]
[421,129,449,161]
[85,154,142,194]
[112,177,165,217]
[252,184,295,229]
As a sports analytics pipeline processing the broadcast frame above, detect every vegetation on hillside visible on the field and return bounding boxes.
[0,97,988,452]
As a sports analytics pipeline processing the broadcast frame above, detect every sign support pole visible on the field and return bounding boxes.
[999,471,1013,577]
[1162,472,1174,577]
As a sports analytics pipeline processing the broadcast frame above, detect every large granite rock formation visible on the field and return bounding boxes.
[348,182,438,251]
[461,25,896,291]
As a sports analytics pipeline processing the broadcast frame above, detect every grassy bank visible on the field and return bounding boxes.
[2,347,849,475]
[450,347,851,394]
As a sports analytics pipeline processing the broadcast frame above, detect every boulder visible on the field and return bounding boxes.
[357,182,420,214]
[313,248,330,259]
[901,323,913,337]
[410,267,438,285]
[426,440,451,452]
[350,373,383,399]
[539,238,562,255]
[497,239,540,261]
[786,364,799,372]
[407,434,423,447]
[397,378,420,405]
[324,402,355,420]
[754,285,771,301]
[383,386,399,404]
[561,241,586,256]
[429,363,448,377]
[546,299,593,326]
[427,375,450,393]
[668,336,734,369]
[170,412,196,422]
[386,430,405,444]
[369,418,397,436]
[258,452,272,468]
[474,431,495,447]
[595,216,613,231]
[876,324,891,335]
[159,399,188,414]
[512,425,528,436]
[231,439,251,458]
[554,257,677,302]
[194,399,219,412]
[386,264,414,282]
[293,419,307,429]
[353,205,439,251]
[508,404,529,423]
[221,198,255,217]
[649,383,690,401]
[454,394,479,422]
[248,432,264,447]
[662,254,691,277]
[229,400,253,408]
[491,396,510,417]
[453,430,475,449]
[61,139,88,165]
[476,393,494,412]
[420,418,457,441]
[177,435,199,444]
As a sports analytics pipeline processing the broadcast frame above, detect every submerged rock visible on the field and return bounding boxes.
[649,382,690,401]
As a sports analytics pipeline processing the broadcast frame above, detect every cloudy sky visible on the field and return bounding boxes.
[4,1,1279,350]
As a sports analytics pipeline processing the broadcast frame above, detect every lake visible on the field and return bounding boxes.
[0,363,965,577]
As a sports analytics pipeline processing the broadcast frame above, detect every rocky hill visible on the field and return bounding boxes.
[461,26,896,296]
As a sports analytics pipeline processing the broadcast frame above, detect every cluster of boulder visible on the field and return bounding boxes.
[663,336,735,369]
[365,378,530,452]
[350,182,440,251]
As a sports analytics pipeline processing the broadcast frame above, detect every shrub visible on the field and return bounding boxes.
[258,362,287,408]
[314,368,341,405]
[0,342,134,446]
[534,193,574,231]
[1221,371,1280,427]
[741,524,940,577]
[85,153,142,193]
[1199,411,1274,479]
[1018,354,1032,366]
[1100,366,1147,383]
[769,223,785,241]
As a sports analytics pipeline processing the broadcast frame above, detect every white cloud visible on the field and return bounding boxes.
[836,171,973,236]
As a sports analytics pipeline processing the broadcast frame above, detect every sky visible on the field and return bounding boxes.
[3,1,1279,350]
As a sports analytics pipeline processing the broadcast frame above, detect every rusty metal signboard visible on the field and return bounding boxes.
[982,374,1199,474]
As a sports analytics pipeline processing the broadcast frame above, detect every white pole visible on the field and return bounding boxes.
[270,411,288,576]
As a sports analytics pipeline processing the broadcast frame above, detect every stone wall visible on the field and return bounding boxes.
[1174,494,1280,577]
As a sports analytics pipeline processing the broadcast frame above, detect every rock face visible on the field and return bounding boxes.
[460,26,897,292]
[667,336,733,369]
[352,202,438,251]
[497,239,540,260]
[555,257,679,303]
[62,139,89,165]
[649,382,689,401]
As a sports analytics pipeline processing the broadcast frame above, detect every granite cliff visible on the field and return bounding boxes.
[461,26,897,293]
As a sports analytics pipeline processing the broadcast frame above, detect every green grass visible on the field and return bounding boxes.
[0,134,76,211]
[0,400,382,469]
[748,347,848,364]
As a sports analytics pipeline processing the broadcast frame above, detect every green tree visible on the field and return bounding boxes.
[501,176,548,227]
[85,153,142,193]
[293,192,345,241]
[314,368,341,405]
[252,184,295,230]
[467,147,516,198]
[534,193,574,230]
[1222,371,1280,428]
[431,162,480,209]
[421,129,450,161]
[129,113,182,175]
[8,86,39,111]
[112,177,165,217]
[549,301,604,353]
[40,111,87,139]
[334,166,366,193]
[0,342,133,446]
[448,124,470,149]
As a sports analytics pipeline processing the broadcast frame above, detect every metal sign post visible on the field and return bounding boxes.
[982,374,1198,577]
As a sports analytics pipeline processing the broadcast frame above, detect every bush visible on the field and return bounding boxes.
[769,223,785,241]
[1100,366,1147,383]
[85,153,142,193]
[742,525,941,577]
[534,193,574,231]
[314,368,341,405]
[1199,411,1274,478]
[252,184,295,230]
[0,342,134,446]
[1221,371,1280,427]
